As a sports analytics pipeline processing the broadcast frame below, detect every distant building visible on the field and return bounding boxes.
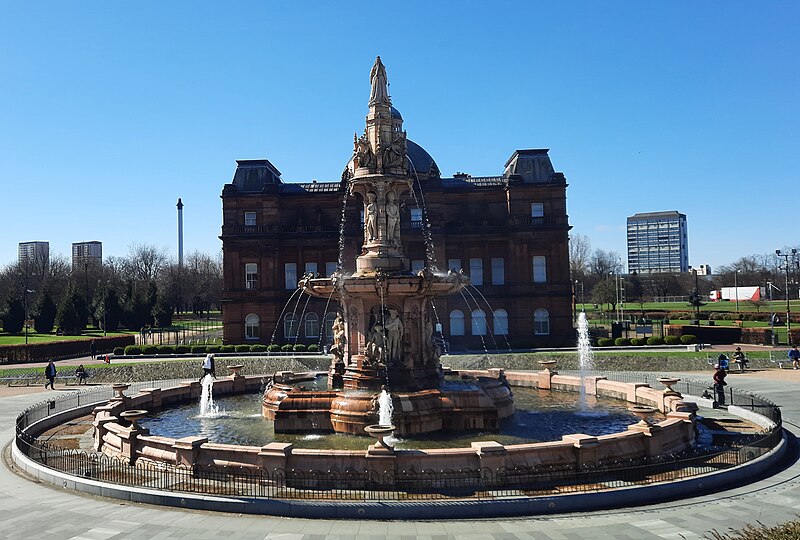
[695,264,712,276]
[71,241,103,270]
[18,241,49,267]
[626,211,688,273]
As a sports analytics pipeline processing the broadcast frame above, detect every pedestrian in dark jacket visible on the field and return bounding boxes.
[44,360,57,389]
[713,364,727,406]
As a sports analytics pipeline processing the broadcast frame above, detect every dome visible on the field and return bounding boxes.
[391,106,402,120]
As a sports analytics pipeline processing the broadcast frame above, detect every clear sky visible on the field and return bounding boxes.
[1,1,798,271]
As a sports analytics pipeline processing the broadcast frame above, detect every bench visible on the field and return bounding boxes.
[0,374,38,386]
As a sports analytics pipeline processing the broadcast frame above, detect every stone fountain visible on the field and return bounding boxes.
[263,57,514,436]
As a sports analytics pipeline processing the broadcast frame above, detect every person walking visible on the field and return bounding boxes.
[788,345,800,370]
[44,360,57,390]
[89,340,97,361]
[201,353,216,381]
[713,363,728,406]
[732,347,748,372]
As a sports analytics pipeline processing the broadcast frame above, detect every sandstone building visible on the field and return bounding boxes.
[220,60,572,350]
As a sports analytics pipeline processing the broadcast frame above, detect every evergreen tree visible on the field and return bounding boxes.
[152,295,173,327]
[94,287,123,332]
[2,297,25,334]
[55,288,85,335]
[33,291,57,333]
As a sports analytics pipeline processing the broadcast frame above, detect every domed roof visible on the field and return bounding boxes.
[391,106,402,120]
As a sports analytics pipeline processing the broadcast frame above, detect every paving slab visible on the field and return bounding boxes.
[1,371,799,539]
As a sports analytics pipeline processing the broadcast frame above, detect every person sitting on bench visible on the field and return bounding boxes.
[75,364,88,385]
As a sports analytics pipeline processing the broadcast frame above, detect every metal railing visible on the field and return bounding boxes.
[14,374,783,501]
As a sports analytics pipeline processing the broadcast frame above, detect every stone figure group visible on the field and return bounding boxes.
[354,132,375,169]
[363,190,401,245]
[364,307,404,366]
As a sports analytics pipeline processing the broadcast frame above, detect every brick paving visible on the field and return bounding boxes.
[1,370,799,539]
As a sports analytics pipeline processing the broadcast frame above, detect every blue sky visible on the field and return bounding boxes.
[1,1,798,271]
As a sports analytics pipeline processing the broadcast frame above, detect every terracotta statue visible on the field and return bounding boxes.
[330,313,346,362]
[356,133,374,169]
[365,322,385,364]
[385,191,400,244]
[369,56,389,106]
[365,192,378,242]
[384,309,404,364]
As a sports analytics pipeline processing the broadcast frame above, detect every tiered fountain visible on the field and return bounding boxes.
[262,57,514,436]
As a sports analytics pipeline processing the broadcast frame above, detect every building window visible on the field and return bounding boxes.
[245,313,259,340]
[304,313,319,338]
[244,212,257,226]
[471,309,487,336]
[285,263,297,290]
[493,309,508,336]
[534,308,550,335]
[284,313,299,339]
[533,256,547,283]
[450,310,465,336]
[469,258,483,286]
[324,312,337,340]
[411,259,425,273]
[305,262,318,276]
[530,203,544,218]
[448,258,462,272]
[325,261,338,277]
[245,263,258,290]
[410,208,423,228]
[491,257,505,285]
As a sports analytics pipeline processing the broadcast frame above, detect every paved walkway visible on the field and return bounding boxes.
[1,371,799,539]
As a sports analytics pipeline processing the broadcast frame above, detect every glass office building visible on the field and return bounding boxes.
[626,211,688,273]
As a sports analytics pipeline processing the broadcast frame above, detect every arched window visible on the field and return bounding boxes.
[304,313,319,338]
[471,309,487,336]
[323,312,337,340]
[534,308,550,335]
[284,313,299,340]
[245,313,259,340]
[493,309,508,336]
[450,310,465,336]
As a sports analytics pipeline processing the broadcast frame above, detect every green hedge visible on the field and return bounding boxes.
[142,345,159,355]
[267,344,281,352]
[190,345,207,354]
[281,344,294,352]
[250,344,267,352]
[235,345,250,352]
[647,336,665,346]
[206,345,221,353]
[307,344,320,352]
[597,338,613,347]
[293,344,307,352]
[220,345,235,353]
[113,347,124,355]
[680,334,697,344]
[175,345,190,354]
[664,335,681,345]
[0,334,136,363]
[614,338,630,346]
[124,345,142,355]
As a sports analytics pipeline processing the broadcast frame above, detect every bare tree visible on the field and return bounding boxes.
[588,249,623,278]
[124,243,169,284]
[569,234,592,282]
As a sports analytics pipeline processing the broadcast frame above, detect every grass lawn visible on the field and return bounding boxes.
[579,300,800,314]
[0,330,134,346]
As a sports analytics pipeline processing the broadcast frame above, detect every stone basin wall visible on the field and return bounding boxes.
[93,369,697,483]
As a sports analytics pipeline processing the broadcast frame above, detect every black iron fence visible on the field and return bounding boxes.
[14,373,784,501]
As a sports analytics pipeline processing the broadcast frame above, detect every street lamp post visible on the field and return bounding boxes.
[23,288,34,361]
[776,249,797,345]
[767,281,778,346]
[734,270,740,315]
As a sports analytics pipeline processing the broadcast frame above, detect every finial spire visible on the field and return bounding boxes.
[369,56,390,106]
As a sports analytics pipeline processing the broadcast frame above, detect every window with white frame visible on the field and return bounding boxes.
[449,310,465,336]
[244,211,257,226]
[245,313,259,340]
[471,309,487,336]
[530,203,544,218]
[447,258,462,272]
[469,258,483,286]
[534,308,550,335]
[533,256,547,283]
[410,208,423,226]
[284,263,297,289]
[491,257,505,285]
[305,262,318,276]
[304,313,319,338]
[493,309,509,335]
[411,259,425,273]
[325,261,337,277]
[284,313,299,339]
[245,263,258,290]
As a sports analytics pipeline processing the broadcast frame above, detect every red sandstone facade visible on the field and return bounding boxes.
[220,145,572,350]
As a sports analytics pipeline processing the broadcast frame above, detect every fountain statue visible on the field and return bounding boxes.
[263,57,514,436]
